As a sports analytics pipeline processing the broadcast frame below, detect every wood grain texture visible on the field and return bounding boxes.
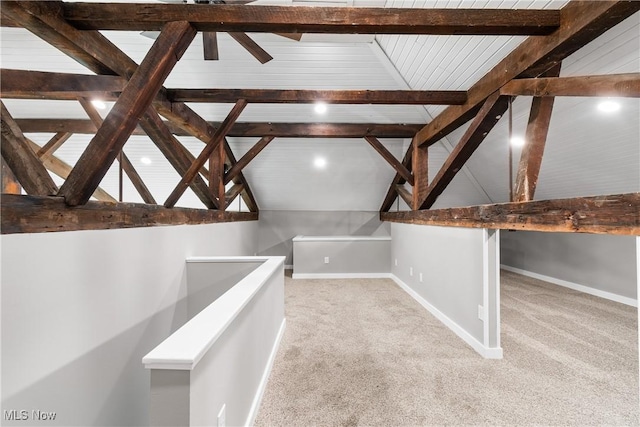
[501,73,640,97]
[381,193,640,236]
[228,32,273,64]
[60,3,560,35]
[37,132,73,158]
[414,1,640,148]
[418,92,509,210]
[202,31,219,61]
[412,141,428,210]
[364,136,413,185]
[1,157,21,195]
[1,194,258,234]
[58,21,196,206]
[224,183,245,210]
[0,102,58,196]
[224,136,275,185]
[16,119,423,138]
[223,138,259,213]
[380,141,414,212]
[396,184,413,208]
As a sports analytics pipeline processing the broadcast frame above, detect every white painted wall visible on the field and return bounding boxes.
[1,222,258,426]
[501,231,637,305]
[258,210,390,266]
[389,223,501,358]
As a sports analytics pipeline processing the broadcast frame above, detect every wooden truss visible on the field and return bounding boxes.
[1,0,638,234]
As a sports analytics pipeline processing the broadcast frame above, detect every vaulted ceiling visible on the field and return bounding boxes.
[0,0,638,234]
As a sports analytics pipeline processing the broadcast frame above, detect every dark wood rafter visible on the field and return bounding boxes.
[138,108,219,209]
[169,89,466,105]
[381,0,640,212]
[501,72,640,97]
[209,134,227,209]
[164,99,247,208]
[381,193,640,236]
[224,183,244,210]
[412,139,429,210]
[37,132,73,158]
[228,32,273,64]
[1,194,258,234]
[1,157,22,195]
[224,136,275,185]
[380,143,413,213]
[77,97,156,204]
[419,92,509,210]
[0,102,58,196]
[58,21,196,206]
[395,184,413,208]
[16,119,423,138]
[0,70,467,105]
[202,31,219,61]
[56,3,561,35]
[223,139,259,213]
[363,136,413,185]
[513,64,561,202]
[25,138,116,202]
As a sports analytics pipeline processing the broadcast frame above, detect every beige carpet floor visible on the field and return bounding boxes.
[254,270,639,426]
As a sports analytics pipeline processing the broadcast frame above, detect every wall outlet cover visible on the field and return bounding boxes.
[419,273,423,283]
[324,257,330,264]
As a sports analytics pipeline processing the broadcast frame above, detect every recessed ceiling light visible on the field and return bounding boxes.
[314,102,327,114]
[597,100,621,113]
[313,157,327,169]
[91,99,106,110]
[510,136,525,147]
[140,157,152,165]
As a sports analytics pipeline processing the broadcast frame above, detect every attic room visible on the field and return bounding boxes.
[0,0,638,425]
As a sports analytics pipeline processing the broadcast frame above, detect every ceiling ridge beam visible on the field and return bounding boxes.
[58,3,560,36]
[381,192,640,235]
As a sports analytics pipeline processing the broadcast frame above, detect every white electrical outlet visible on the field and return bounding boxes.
[324,257,330,264]
[409,267,413,276]
[394,258,398,266]
[419,273,423,283]
[478,305,485,321]
[217,404,226,427]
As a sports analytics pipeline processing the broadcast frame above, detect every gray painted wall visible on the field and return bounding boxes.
[258,210,390,265]
[292,238,391,276]
[501,231,637,299]
[1,222,258,426]
[390,223,488,343]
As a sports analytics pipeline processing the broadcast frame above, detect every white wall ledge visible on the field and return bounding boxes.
[143,256,285,370]
[292,235,391,242]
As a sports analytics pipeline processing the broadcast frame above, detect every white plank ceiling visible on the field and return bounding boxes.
[1,0,638,211]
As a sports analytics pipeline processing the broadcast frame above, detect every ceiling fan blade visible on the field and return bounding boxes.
[228,32,273,64]
[203,32,219,60]
[274,33,303,41]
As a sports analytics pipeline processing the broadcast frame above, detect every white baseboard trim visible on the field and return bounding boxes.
[390,274,503,359]
[501,265,637,308]
[292,272,392,280]
[245,317,287,427]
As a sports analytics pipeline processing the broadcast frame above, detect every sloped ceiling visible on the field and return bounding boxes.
[1,0,638,212]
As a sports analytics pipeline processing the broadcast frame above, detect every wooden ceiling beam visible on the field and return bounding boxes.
[224,183,245,210]
[25,138,116,203]
[16,119,422,138]
[414,1,640,149]
[58,21,196,206]
[58,3,560,35]
[1,194,258,234]
[164,99,247,208]
[1,70,467,105]
[380,141,413,213]
[381,192,640,236]
[381,0,639,212]
[77,97,156,205]
[1,157,22,195]
[37,131,73,158]
[395,185,413,208]
[501,73,640,97]
[139,108,219,209]
[0,102,58,196]
[513,64,561,203]
[363,136,413,185]
[223,138,259,213]
[418,92,509,210]
[224,136,275,185]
